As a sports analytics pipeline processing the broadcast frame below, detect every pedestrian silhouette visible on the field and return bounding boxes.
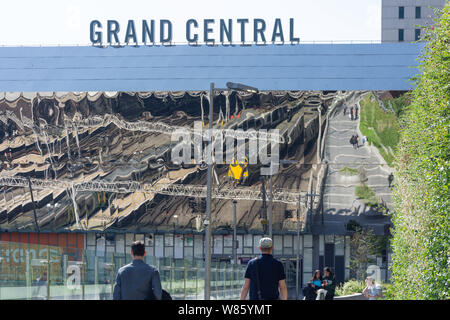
[113,241,162,300]
[388,173,394,188]
[240,237,287,300]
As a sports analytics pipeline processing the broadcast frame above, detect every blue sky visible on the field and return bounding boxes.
[0,0,381,45]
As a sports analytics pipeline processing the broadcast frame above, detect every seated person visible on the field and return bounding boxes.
[321,267,336,300]
[311,270,322,290]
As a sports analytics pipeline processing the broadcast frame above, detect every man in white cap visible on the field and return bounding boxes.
[240,237,287,300]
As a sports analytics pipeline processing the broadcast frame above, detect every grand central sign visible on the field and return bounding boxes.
[89,18,300,45]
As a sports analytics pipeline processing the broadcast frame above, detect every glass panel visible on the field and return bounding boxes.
[174,235,183,259]
[237,235,243,254]
[165,246,174,258]
[0,239,246,300]
[184,246,193,259]
[95,237,105,258]
[223,235,232,247]
[283,235,292,247]
[194,235,203,259]
[213,235,223,255]
[283,246,292,255]
[304,234,313,247]
[319,235,324,255]
[244,234,252,247]
[184,235,194,247]
[273,235,282,255]
[86,233,96,246]
[293,234,302,254]
[115,234,125,254]
[253,235,262,254]
[325,235,334,244]
[345,236,350,268]
[303,248,313,273]
[335,236,345,255]
[125,233,134,246]
[154,235,164,258]
[283,235,293,255]
[164,234,174,247]
[145,234,153,250]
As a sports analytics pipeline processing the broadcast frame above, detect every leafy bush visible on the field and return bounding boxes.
[355,184,378,207]
[390,94,410,119]
[335,280,391,298]
[359,93,400,166]
[335,280,366,296]
[339,167,359,176]
[390,4,450,300]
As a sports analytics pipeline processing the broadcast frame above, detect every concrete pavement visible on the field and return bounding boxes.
[312,93,393,235]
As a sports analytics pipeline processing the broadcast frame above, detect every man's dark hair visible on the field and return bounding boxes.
[324,267,333,276]
[131,241,145,257]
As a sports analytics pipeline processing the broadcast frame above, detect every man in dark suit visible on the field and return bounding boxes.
[113,241,162,300]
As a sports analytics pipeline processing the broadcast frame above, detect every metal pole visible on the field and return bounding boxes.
[268,174,273,239]
[47,248,50,300]
[295,193,301,300]
[62,255,68,300]
[81,253,85,300]
[26,252,31,300]
[233,200,237,265]
[317,106,322,163]
[27,176,40,232]
[204,82,214,300]
[309,193,314,233]
[260,176,267,235]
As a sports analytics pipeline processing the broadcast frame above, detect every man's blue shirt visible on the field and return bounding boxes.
[244,254,286,300]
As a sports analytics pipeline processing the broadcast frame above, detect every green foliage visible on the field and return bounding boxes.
[335,280,366,296]
[390,94,411,119]
[359,93,401,166]
[335,280,391,298]
[390,5,450,300]
[349,227,387,280]
[339,166,359,176]
[355,184,378,207]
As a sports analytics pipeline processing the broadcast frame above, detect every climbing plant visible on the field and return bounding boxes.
[389,4,450,299]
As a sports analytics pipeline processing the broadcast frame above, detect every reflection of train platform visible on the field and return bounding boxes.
[0,90,338,234]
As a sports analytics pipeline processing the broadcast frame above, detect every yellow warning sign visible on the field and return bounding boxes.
[228,156,249,182]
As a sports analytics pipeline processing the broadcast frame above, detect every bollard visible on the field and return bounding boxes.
[94,255,98,297]
[184,259,187,300]
[62,255,68,300]
[81,253,85,300]
[195,265,199,300]
[47,249,50,300]
[26,252,31,300]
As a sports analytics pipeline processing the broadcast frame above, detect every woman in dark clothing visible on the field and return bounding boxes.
[303,270,322,300]
[322,267,336,300]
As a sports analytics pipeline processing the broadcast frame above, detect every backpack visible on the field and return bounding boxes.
[148,288,172,300]
[161,289,172,300]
